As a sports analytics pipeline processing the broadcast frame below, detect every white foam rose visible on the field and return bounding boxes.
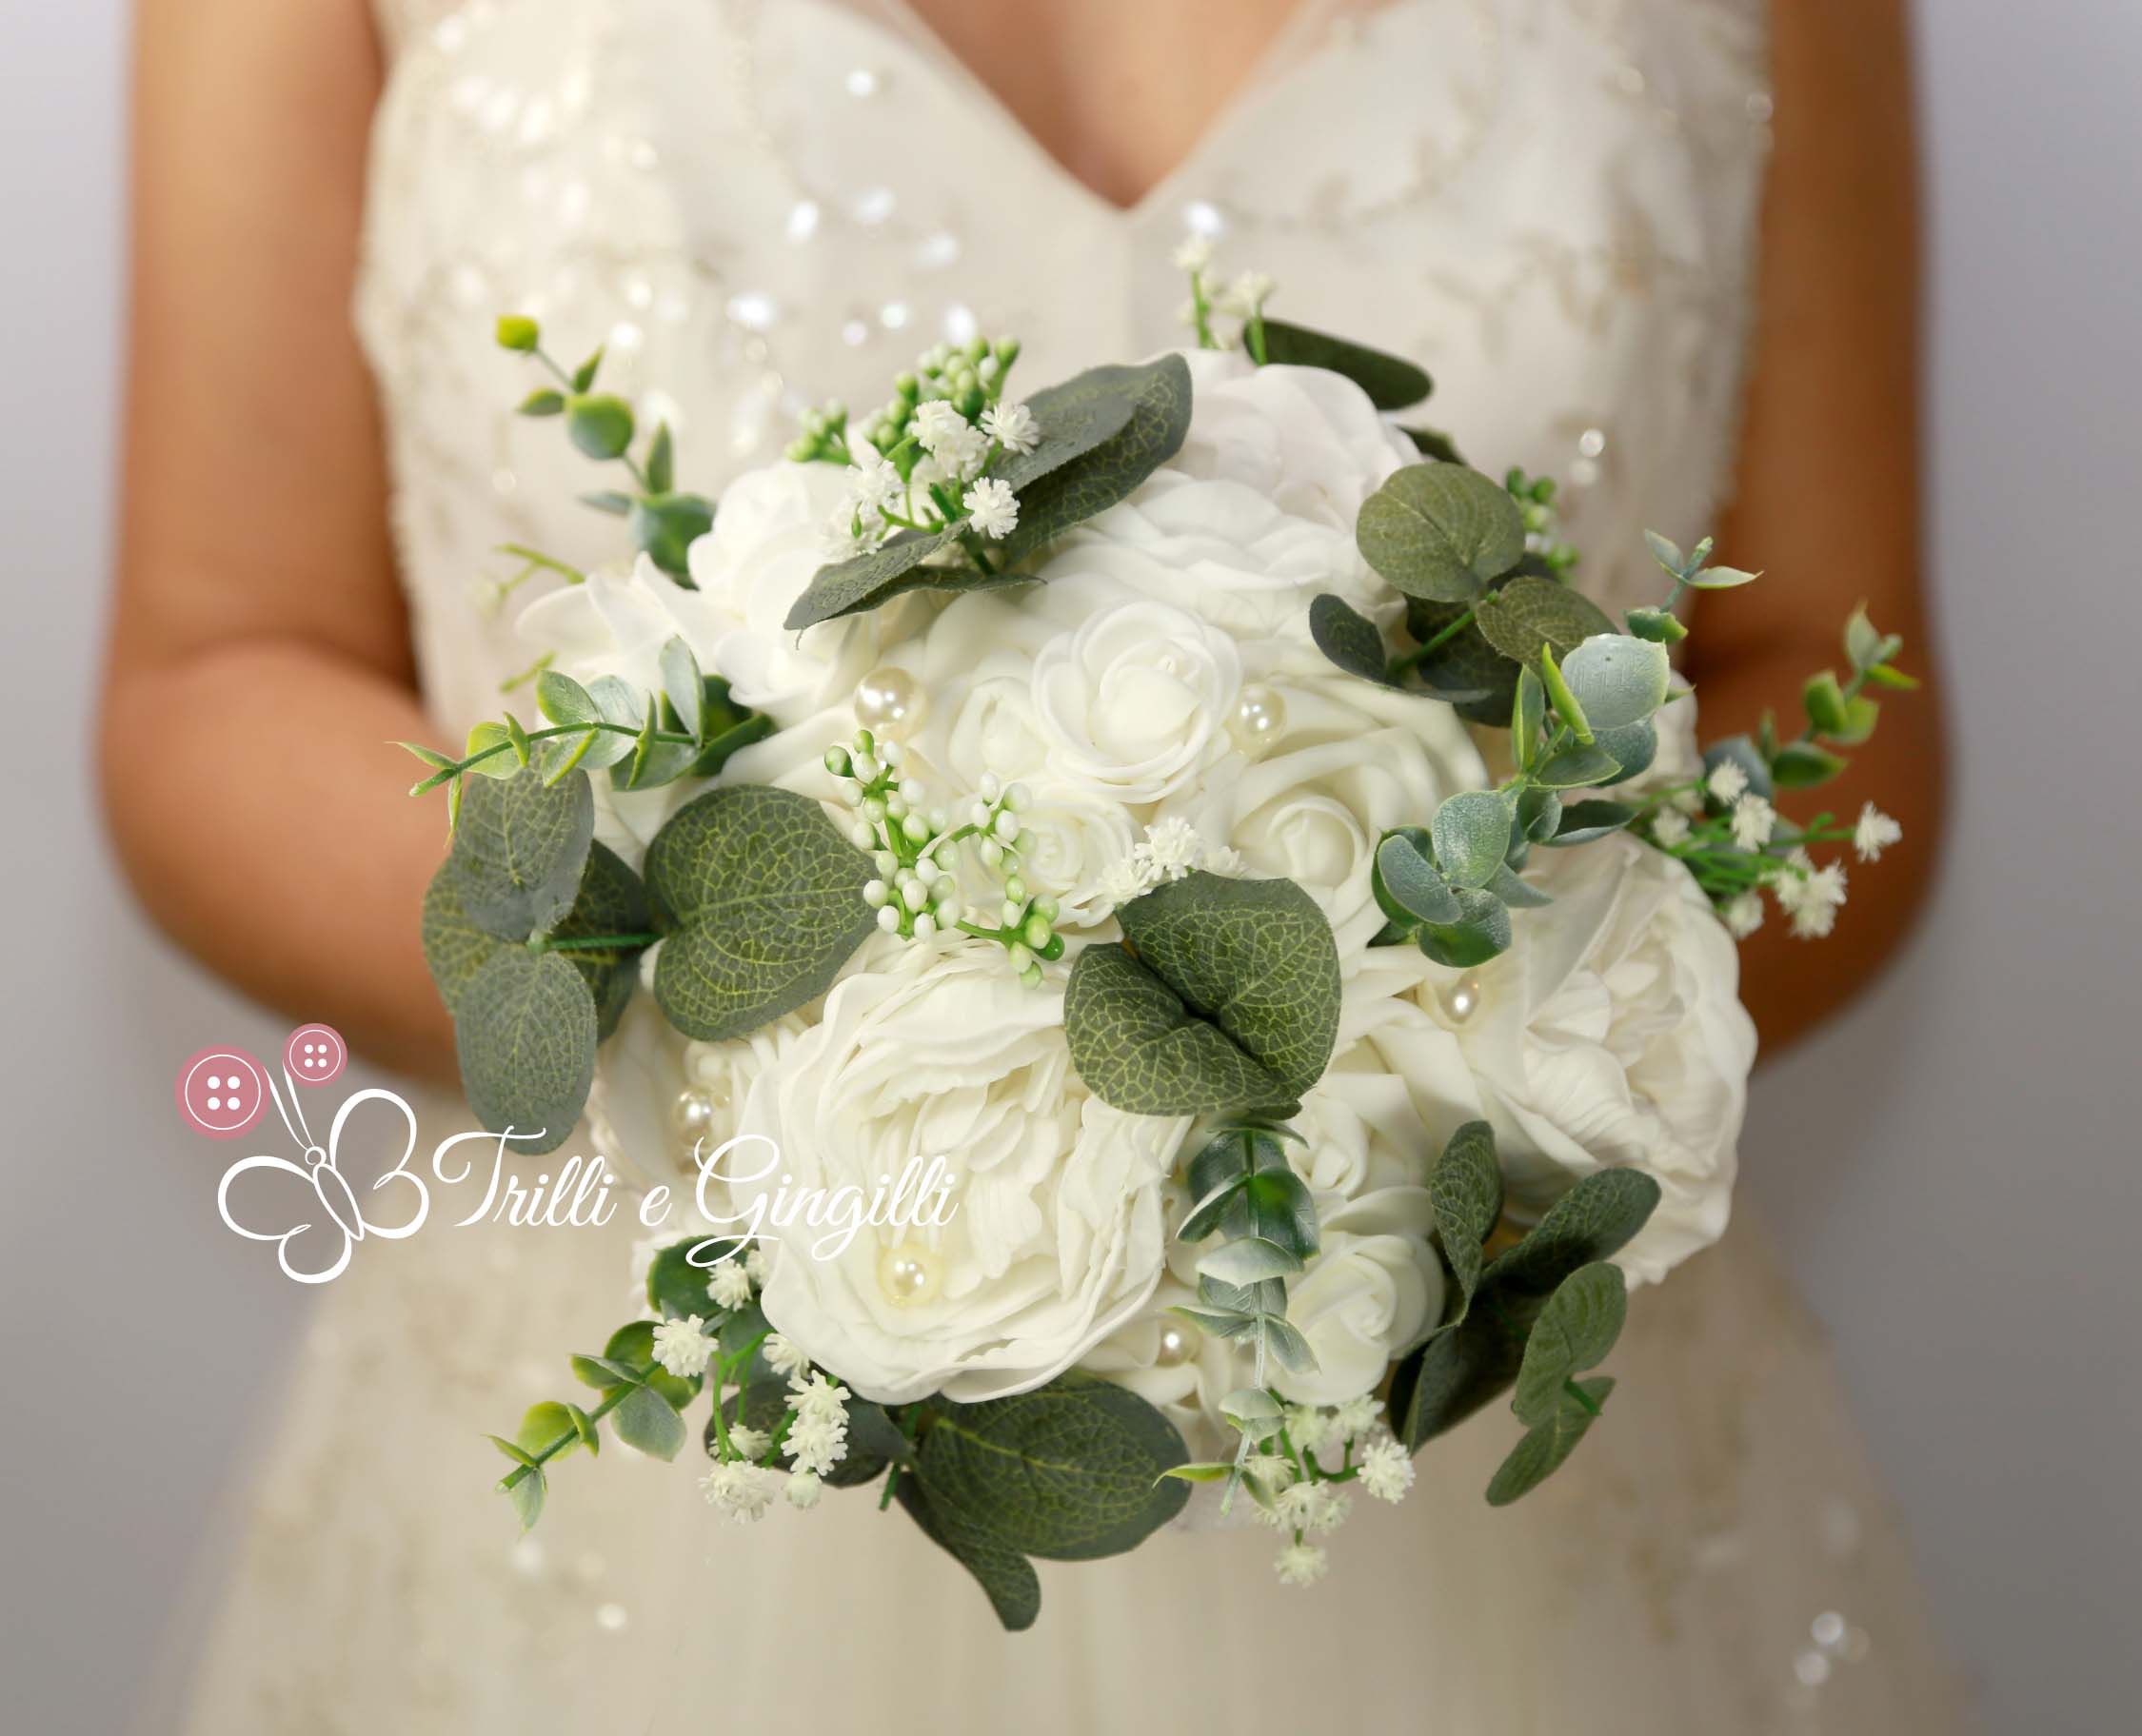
[732,943,1183,1404]
[1409,832,1757,1284]
[1028,577,1242,805]
[1153,661,1486,964]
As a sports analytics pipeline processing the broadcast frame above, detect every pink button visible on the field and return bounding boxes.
[176,1046,270,1139]
[285,1022,348,1087]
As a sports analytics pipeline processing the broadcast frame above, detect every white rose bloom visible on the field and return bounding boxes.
[1028,578,1243,805]
[1154,663,1485,964]
[732,944,1184,1404]
[1410,832,1757,1284]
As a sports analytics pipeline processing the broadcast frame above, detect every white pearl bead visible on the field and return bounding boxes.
[1155,1320,1200,1366]
[1227,684,1287,758]
[671,1089,716,1145]
[877,1243,942,1306]
[1438,972,1485,1023]
[855,666,924,738]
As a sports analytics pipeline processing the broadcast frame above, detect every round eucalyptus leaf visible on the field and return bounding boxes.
[1308,592,1395,686]
[1472,574,1616,663]
[1373,828,1462,926]
[1559,635,1671,730]
[1357,464,1527,603]
[1485,1376,1615,1506]
[645,784,877,1041]
[633,491,715,581]
[1416,886,1513,969]
[1594,720,1657,784]
[1510,1262,1627,1426]
[1430,791,1515,889]
[455,948,598,1156]
[1540,799,1636,847]
[565,392,635,461]
[446,766,596,941]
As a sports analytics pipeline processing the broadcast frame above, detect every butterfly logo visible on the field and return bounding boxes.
[196,1029,431,1284]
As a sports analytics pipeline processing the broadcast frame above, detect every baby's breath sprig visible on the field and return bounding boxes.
[824,729,1063,981]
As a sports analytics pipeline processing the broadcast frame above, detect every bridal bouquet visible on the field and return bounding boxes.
[401,248,1917,1628]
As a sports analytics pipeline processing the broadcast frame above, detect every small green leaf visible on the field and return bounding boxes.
[645,784,877,1041]
[1559,636,1671,731]
[446,766,595,941]
[784,523,963,631]
[1159,1461,1238,1484]
[1485,862,1553,909]
[495,314,540,352]
[1486,1376,1615,1505]
[565,392,634,461]
[1486,1168,1661,1299]
[496,1457,545,1530]
[1308,592,1397,686]
[1512,666,1546,762]
[1533,742,1620,790]
[517,388,565,418]
[1511,1263,1626,1424]
[462,721,521,780]
[581,489,633,516]
[611,1381,686,1460]
[1594,720,1657,784]
[1198,1237,1304,1284]
[1416,886,1512,968]
[1373,829,1462,927]
[632,491,715,581]
[1541,799,1636,847]
[1537,644,1592,742]
[535,669,598,729]
[454,948,598,1156]
[1400,425,1466,464]
[1802,670,1851,737]
[1430,1120,1503,1309]
[515,1400,587,1464]
[660,637,704,739]
[570,346,605,393]
[1357,464,1528,603]
[1431,791,1515,889]
[1252,317,1432,409]
[1771,741,1849,789]
[1517,786,1562,844]
[645,421,675,495]
[1686,563,1759,590]
[1863,662,1918,691]
[1062,872,1342,1115]
[1643,529,1688,579]
[1624,604,1687,644]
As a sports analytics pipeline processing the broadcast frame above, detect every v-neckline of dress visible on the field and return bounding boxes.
[863,0,1343,223]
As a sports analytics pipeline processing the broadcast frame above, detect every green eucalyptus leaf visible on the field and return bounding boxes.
[463,720,521,780]
[893,1476,1041,1632]
[1308,592,1397,686]
[660,637,704,739]
[581,489,634,517]
[1357,464,1528,603]
[570,346,604,392]
[498,1460,545,1530]
[1686,563,1759,590]
[515,1400,588,1464]
[1472,574,1616,663]
[496,314,541,352]
[687,677,776,778]
[517,388,565,418]
[1643,529,1689,579]
[1486,1168,1661,1299]
[1542,799,1636,847]
[1400,425,1466,465]
[446,766,595,940]
[645,422,675,495]
[1517,786,1562,844]
[1513,665,1546,761]
[784,523,964,631]
[455,948,597,1156]
[999,354,1194,561]
[1485,1376,1615,1505]
[1537,643,1592,742]
[565,676,643,774]
[1533,742,1622,791]
[1431,791,1515,888]
[1373,829,1463,928]
[1594,720,1657,784]
[632,491,715,582]
[1802,670,1851,737]
[1062,872,1341,1115]
[1253,318,1432,410]
[1771,741,1849,789]
[546,841,651,1038]
[535,669,598,729]
[1403,595,1520,716]
[611,1381,686,1460]
[645,784,877,1040]
[1198,1236,1304,1285]
[565,392,634,461]
[1390,1307,1525,1450]
[1624,605,1687,644]
[1510,1263,1626,1425]
[1416,886,1513,969]
[914,1371,1189,1561]
[1485,862,1553,909]
[1430,1120,1503,1308]
[1559,636,1671,730]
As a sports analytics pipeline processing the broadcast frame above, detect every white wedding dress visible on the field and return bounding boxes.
[168,2,1976,1729]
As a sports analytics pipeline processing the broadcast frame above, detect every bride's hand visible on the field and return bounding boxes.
[101,0,455,1080]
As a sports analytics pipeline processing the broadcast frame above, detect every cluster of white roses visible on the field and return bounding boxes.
[526,347,1757,1574]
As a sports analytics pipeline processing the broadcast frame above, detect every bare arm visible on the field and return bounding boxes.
[1691,0,1943,1055]
[102,0,454,1078]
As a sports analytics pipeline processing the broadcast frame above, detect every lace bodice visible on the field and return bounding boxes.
[356,0,1772,738]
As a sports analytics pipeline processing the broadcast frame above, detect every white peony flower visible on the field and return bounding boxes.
[732,944,1184,1403]
[1410,833,1757,1285]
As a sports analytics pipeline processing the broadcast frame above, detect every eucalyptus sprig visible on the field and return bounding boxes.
[495,313,714,581]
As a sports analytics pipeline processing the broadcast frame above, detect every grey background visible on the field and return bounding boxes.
[1,3,2136,1732]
